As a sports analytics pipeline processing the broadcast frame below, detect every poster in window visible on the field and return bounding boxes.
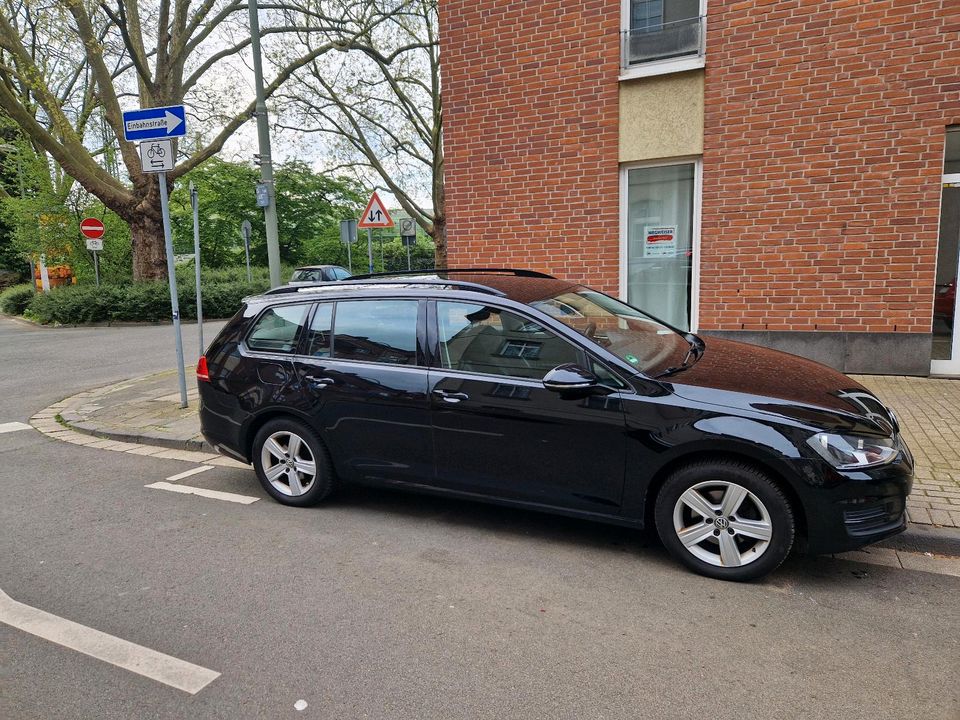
[643,225,678,257]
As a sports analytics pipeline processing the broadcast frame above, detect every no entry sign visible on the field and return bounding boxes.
[80,217,105,240]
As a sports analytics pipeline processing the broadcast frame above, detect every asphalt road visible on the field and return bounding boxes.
[1,316,958,719]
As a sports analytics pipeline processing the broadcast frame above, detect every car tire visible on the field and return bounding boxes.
[252,418,335,507]
[654,460,795,582]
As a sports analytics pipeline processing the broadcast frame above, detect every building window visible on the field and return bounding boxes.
[621,0,705,75]
[622,161,700,332]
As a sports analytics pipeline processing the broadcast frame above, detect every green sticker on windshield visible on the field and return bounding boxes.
[625,354,639,365]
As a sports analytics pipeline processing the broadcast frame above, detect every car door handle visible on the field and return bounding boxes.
[433,389,468,403]
[305,375,335,388]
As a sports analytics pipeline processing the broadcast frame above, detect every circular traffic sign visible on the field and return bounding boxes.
[80,217,105,240]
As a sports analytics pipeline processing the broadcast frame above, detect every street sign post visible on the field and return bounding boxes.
[138,127,187,409]
[340,219,357,273]
[122,105,187,142]
[139,140,174,173]
[241,220,253,283]
[358,192,393,274]
[80,218,105,240]
[80,217,105,287]
[399,217,416,271]
[190,182,204,354]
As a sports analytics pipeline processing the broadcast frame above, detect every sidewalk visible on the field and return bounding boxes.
[43,369,960,531]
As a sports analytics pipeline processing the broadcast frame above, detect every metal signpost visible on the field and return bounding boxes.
[357,192,394,273]
[340,219,357,273]
[399,217,416,271]
[124,105,189,409]
[241,220,253,283]
[190,182,204,354]
[80,217,105,287]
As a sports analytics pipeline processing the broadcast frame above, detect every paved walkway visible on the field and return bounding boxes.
[44,370,960,529]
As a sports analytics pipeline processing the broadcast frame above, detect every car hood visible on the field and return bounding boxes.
[662,337,897,435]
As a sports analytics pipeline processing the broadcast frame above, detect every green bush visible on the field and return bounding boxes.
[0,283,36,315]
[22,271,273,325]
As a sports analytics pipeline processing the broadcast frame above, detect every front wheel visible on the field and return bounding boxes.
[654,460,795,582]
[252,418,335,507]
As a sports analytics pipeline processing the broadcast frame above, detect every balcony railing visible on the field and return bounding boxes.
[621,15,705,69]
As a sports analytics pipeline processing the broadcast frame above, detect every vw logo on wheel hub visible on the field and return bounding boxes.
[714,516,730,530]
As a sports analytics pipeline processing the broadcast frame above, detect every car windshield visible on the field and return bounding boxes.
[529,288,690,374]
[291,269,323,282]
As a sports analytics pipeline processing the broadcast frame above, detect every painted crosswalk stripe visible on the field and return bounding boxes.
[0,588,219,694]
[0,422,33,434]
[145,481,259,504]
[165,466,215,482]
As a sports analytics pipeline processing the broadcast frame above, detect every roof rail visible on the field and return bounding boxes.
[349,267,556,280]
[261,277,507,297]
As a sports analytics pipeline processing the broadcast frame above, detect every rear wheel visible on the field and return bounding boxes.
[252,418,335,506]
[654,460,795,581]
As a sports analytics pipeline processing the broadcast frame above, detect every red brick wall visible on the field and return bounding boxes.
[701,0,960,333]
[439,0,621,293]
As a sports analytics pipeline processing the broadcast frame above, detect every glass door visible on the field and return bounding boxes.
[622,161,699,331]
[931,128,960,375]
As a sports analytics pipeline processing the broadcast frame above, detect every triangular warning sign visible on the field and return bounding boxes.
[358,191,394,229]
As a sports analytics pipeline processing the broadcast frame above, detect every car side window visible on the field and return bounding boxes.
[437,302,581,380]
[246,304,310,354]
[333,268,352,280]
[333,300,419,365]
[305,303,333,357]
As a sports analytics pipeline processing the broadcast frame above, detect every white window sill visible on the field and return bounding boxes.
[619,55,705,81]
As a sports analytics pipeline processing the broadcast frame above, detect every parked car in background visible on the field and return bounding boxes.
[289,265,352,284]
[934,277,956,330]
[197,269,913,582]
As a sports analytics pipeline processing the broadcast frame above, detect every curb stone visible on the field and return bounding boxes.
[30,375,247,469]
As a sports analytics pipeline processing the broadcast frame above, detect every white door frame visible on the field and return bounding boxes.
[930,172,960,376]
[619,157,703,331]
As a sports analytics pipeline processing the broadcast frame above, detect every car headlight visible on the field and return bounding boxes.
[807,432,898,469]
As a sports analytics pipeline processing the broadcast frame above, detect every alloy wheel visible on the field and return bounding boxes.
[672,480,773,568]
[260,431,317,497]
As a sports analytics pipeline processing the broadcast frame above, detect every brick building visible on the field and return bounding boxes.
[439,0,960,376]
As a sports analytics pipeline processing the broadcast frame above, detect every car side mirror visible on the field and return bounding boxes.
[542,364,600,392]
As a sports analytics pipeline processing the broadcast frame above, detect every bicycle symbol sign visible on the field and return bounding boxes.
[139,139,174,173]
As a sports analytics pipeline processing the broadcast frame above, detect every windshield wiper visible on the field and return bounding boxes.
[654,333,705,379]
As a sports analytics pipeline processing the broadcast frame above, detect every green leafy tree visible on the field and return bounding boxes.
[169,158,366,269]
[0,0,406,280]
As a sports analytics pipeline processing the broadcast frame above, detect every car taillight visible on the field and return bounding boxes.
[196,355,210,382]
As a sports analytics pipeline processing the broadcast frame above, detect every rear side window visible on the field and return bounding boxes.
[333,300,419,365]
[246,304,309,353]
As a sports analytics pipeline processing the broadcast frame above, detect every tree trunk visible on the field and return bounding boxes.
[432,216,447,269]
[129,212,168,281]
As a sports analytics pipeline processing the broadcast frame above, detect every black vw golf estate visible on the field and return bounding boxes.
[197,269,913,581]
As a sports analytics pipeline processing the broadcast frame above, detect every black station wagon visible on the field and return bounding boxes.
[197,269,913,581]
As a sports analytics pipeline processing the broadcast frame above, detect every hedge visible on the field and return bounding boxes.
[0,284,37,316]
[23,275,271,325]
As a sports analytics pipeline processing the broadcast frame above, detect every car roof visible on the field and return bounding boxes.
[293,265,342,271]
[258,269,582,306]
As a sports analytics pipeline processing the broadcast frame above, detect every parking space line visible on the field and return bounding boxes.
[145,481,259,504]
[0,588,220,694]
[0,422,33,434]
[165,466,215,482]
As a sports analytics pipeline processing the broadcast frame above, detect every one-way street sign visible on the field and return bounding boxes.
[123,105,187,142]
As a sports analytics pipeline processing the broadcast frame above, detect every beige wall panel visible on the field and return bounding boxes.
[619,70,704,162]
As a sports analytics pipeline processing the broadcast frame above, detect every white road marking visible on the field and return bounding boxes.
[165,466,215,482]
[0,422,33,434]
[145,481,259,505]
[0,588,219,694]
